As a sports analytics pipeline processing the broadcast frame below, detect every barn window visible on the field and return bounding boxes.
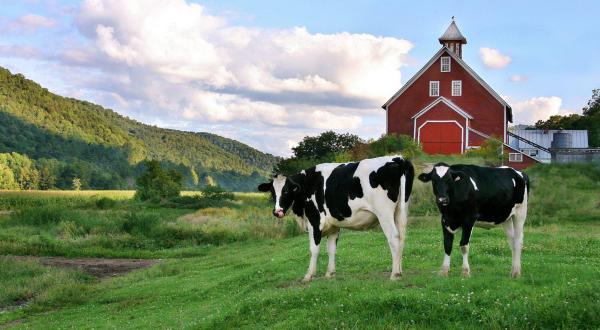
[441,57,451,72]
[509,153,523,162]
[429,81,439,97]
[452,80,462,96]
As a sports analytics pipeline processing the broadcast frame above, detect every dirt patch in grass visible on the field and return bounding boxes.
[13,256,160,279]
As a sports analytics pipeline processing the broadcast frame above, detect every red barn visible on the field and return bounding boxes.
[382,20,538,169]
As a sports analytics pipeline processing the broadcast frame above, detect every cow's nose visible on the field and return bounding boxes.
[438,197,449,205]
[273,209,285,218]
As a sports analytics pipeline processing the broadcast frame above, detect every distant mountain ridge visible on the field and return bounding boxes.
[0,66,277,191]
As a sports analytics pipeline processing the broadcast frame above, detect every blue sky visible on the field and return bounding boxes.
[1,0,598,155]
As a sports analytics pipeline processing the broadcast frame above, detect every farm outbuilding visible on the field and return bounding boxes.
[382,19,539,169]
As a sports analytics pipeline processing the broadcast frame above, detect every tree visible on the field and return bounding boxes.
[534,89,600,147]
[135,160,183,202]
[72,178,82,190]
[292,131,363,159]
[0,163,18,190]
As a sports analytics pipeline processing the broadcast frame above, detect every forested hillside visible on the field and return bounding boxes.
[0,67,277,191]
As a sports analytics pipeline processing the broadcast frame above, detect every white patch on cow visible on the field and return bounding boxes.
[272,175,286,211]
[443,254,451,268]
[435,165,449,177]
[445,226,459,234]
[512,178,516,187]
[514,170,524,178]
[469,177,479,190]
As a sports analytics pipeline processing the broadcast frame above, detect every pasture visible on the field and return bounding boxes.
[0,162,599,329]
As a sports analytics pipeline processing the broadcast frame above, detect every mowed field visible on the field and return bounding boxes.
[1,162,599,329]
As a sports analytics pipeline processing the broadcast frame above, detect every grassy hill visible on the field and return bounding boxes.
[0,67,277,191]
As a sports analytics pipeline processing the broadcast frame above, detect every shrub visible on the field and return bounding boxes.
[95,197,117,209]
[466,137,506,166]
[121,212,161,235]
[367,134,422,159]
[135,160,183,202]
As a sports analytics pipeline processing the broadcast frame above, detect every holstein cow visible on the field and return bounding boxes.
[418,163,529,278]
[258,156,414,281]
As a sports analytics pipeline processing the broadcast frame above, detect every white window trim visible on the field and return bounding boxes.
[509,153,523,162]
[429,81,439,97]
[452,80,462,96]
[441,56,451,72]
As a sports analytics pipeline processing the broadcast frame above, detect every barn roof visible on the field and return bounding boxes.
[439,21,467,43]
[381,47,513,122]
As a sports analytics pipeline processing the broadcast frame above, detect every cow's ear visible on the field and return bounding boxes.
[450,171,466,182]
[257,182,272,192]
[418,172,432,182]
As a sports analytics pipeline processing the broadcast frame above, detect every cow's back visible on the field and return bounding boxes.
[453,165,528,223]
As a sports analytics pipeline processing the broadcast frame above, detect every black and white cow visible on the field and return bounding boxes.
[258,156,414,281]
[418,163,529,278]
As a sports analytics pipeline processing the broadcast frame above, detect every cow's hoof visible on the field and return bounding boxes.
[511,270,521,278]
[462,268,471,278]
[390,272,402,280]
[325,272,336,279]
[302,275,314,282]
[439,268,449,277]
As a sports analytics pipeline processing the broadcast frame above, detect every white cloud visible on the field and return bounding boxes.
[479,47,511,69]
[508,96,573,124]
[510,74,527,83]
[3,14,56,33]
[1,0,413,156]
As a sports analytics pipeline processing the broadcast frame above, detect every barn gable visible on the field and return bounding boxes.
[382,47,512,122]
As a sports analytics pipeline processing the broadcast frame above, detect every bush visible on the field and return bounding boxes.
[466,137,506,166]
[365,134,422,159]
[95,197,117,209]
[135,160,183,202]
[121,212,162,235]
[163,185,235,209]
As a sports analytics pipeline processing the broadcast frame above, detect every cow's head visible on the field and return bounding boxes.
[258,174,301,218]
[417,163,469,207]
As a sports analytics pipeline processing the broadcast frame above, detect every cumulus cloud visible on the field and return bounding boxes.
[508,96,573,124]
[1,0,413,156]
[479,47,511,69]
[3,14,56,33]
[510,74,527,83]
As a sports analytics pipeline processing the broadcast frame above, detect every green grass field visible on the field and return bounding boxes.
[1,162,599,329]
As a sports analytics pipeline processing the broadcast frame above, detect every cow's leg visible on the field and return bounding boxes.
[394,200,408,277]
[459,225,473,277]
[379,212,402,280]
[440,221,454,276]
[511,203,527,278]
[502,218,516,276]
[325,229,340,278]
[303,224,321,282]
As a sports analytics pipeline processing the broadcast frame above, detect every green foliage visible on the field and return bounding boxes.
[0,163,18,189]
[466,137,506,166]
[292,131,363,159]
[354,133,423,160]
[0,67,276,191]
[95,197,117,209]
[135,160,183,202]
[534,89,600,147]
[276,133,421,176]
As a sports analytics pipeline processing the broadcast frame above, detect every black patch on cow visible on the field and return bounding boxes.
[368,157,414,203]
[324,162,364,221]
[304,199,322,245]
